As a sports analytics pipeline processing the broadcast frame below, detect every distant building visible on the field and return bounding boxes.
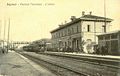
[50,12,113,53]
[97,30,120,55]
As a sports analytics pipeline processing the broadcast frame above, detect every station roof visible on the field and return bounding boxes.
[97,30,120,36]
[80,15,113,21]
[50,14,113,33]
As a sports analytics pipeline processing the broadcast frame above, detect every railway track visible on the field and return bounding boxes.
[39,52,120,69]
[20,52,119,76]
[21,53,89,76]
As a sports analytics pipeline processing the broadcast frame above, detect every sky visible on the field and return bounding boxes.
[0,0,120,42]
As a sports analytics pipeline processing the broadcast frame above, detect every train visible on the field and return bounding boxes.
[22,43,52,52]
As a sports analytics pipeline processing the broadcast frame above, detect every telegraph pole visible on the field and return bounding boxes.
[0,20,2,47]
[7,18,10,53]
[3,19,6,49]
[104,0,106,33]
[0,20,2,40]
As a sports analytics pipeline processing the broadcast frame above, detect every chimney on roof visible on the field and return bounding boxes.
[59,23,63,27]
[89,11,92,15]
[58,25,62,27]
[70,16,76,21]
[82,11,85,16]
[65,21,67,23]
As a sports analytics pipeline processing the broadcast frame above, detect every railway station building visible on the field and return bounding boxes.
[97,30,120,55]
[50,12,113,53]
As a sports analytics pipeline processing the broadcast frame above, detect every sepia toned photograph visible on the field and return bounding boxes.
[0,0,120,76]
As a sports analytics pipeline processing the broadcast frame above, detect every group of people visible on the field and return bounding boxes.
[56,46,84,53]
[94,45,108,55]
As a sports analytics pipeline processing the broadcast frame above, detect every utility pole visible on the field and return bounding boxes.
[94,18,97,44]
[7,18,10,53]
[0,20,2,40]
[104,0,106,33]
[3,19,6,49]
[0,20,2,45]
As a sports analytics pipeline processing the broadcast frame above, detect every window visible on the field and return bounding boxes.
[61,31,63,37]
[68,28,71,35]
[72,27,74,34]
[111,40,118,53]
[87,25,90,32]
[102,25,106,33]
[105,35,110,40]
[54,34,56,38]
[63,31,64,36]
[59,32,60,37]
[77,26,79,33]
[65,30,67,35]
[56,33,58,38]
[69,29,71,34]
[62,31,64,36]
[111,34,117,39]
[57,33,59,37]
[55,33,57,38]
[98,36,104,40]
[68,29,69,35]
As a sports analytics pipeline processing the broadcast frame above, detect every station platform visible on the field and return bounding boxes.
[66,52,120,59]
[45,52,120,60]
[0,51,56,76]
